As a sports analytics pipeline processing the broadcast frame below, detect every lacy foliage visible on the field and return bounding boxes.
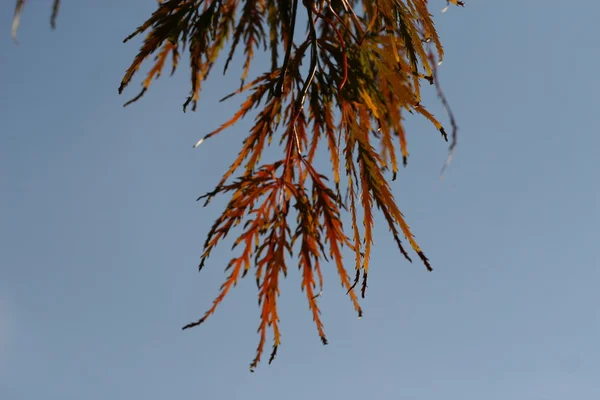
[13,0,463,370]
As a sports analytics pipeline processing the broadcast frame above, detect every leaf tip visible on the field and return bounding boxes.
[193,138,205,148]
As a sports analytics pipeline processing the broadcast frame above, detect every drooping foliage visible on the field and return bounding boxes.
[13,0,463,370]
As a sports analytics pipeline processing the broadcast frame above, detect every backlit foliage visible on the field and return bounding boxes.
[14,0,463,370]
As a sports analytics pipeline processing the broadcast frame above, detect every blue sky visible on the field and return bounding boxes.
[1,1,599,398]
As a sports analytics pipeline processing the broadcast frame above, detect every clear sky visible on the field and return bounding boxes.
[1,1,599,399]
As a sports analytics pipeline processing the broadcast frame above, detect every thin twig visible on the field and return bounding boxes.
[428,52,458,179]
[312,3,348,93]
[326,2,358,43]
[274,0,299,97]
[50,0,61,29]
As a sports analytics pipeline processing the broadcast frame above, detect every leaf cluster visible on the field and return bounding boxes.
[13,0,463,370]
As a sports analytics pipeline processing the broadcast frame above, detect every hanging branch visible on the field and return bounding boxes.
[13,0,464,370]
